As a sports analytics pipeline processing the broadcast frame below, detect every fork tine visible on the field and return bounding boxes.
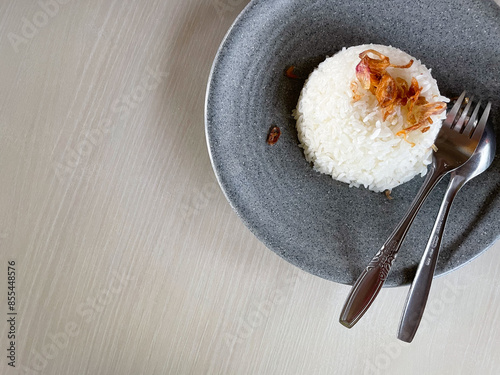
[454,95,473,132]
[444,91,466,128]
[471,102,491,142]
[463,100,482,136]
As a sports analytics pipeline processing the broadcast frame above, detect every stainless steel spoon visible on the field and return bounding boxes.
[398,110,496,343]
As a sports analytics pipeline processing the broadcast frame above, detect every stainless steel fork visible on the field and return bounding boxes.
[339,92,489,328]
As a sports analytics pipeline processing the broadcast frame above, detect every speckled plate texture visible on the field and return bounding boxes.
[205,0,500,286]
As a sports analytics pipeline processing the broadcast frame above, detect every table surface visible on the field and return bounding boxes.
[1,1,499,374]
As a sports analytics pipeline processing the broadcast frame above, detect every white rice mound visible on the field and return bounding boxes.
[294,44,448,192]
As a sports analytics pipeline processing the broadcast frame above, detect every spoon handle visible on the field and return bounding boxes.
[398,175,466,342]
[339,165,445,328]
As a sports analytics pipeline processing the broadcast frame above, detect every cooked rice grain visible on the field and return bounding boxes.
[294,44,448,192]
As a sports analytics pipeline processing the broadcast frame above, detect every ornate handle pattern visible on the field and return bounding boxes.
[340,164,447,328]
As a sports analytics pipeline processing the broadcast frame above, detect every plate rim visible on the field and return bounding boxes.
[204,0,500,287]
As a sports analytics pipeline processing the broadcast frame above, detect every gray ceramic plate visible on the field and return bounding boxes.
[205,0,500,286]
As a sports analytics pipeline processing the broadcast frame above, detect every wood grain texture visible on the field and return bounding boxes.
[0,0,499,374]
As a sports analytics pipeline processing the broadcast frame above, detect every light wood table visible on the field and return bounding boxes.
[1,1,499,374]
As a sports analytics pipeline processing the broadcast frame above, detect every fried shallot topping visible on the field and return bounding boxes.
[266,125,281,145]
[351,49,446,144]
[285,66,300,79]
[385,190,393,200]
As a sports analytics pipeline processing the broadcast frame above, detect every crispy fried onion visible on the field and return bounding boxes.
[351,49,446,144]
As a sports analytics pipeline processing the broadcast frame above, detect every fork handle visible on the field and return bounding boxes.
[397,175,466,342]
[340,165,446,328]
